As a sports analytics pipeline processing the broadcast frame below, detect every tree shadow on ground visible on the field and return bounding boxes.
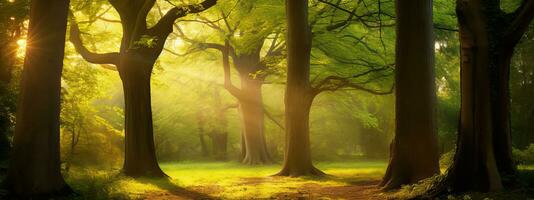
[136,178,216,200]
[237,174,383,199]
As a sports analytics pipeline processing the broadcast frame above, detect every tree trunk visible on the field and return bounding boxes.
[422,1,534,197]
[438,4,503,191]
[211,131,228,161]
[238,75,272,164]
[277,94,323,176]
[492,51,516,178]
[380,0,440,190]
[119,56,166,177]
[2,0,71,197]
[197,113,209,157]
[276,0,324,177]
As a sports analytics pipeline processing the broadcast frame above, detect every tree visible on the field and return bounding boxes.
[275,0,323,176]
[1,0,71,197]
[379,0,440,190]
[69,0,217,177]
[424,0,534,195]
[170,1,285,164]
[275,0,394,176]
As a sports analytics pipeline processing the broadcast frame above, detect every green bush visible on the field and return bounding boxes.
[513,144,534,165]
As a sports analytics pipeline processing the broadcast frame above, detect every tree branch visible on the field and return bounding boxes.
[151,0,217,35]
[312,67,394,96]
[222,40,245,99]
[264,107,285,130]
[504,0,534,47]
[69,21,120,66]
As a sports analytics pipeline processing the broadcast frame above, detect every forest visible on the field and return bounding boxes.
[0,0,533,199]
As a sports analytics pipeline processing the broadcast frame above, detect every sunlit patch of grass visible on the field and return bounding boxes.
[65,161,388,199]
[518,165,534,170]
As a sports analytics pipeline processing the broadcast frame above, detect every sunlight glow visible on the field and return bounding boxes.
[174,38,184,48]
[16,39,26,58]
[434,41,447,51]
[17,39,26,48]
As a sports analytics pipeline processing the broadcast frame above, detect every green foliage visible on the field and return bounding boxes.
[133,35,159,49]
[510,24,534,149]
[60,40,124,169]
[513,144,534,165]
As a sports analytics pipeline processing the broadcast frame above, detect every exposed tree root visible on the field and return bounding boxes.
[123,166,169,178]
[274,165,326,177]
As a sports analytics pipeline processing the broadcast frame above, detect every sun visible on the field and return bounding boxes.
[17,39,26,48]
[16,39,27,57]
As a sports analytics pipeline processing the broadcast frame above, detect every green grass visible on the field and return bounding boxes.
[65,161,387,199]
[4,162,533,199]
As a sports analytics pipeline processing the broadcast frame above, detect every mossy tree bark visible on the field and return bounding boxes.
[2,0,71,197]
[70,0,217,177]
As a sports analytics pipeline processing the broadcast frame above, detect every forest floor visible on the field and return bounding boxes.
[65,161,389,200]
[2,162,533,199]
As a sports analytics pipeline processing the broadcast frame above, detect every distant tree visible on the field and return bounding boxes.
[69,0,217,177]
[1,0,71,197]
[379,0,440,190]
[170,0,285,164]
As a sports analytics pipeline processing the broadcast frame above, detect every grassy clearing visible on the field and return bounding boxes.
[65,161,387,199]
[18,162,534,199]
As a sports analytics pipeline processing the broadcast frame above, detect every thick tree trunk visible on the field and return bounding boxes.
[380,0,440,190]
[238,76,272,164]
[436,6,503,191]
[422,1,534,197]
[119,56,166,177]
[277,0,324,177]
[277,94,323,176]
[492,51,516,178]
[2,0,71,197]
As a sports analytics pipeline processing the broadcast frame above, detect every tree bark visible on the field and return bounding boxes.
[221,41,273,164]
[423,0,534,196]
[380,0,440,190]
[210,131,228,160]
[197,112,209,157]
[119,55,166,177]
[276,0,324,177]
[238,75,272,164]
[2,0,71,197]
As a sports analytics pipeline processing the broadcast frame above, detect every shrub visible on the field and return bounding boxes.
[513,144,534,165]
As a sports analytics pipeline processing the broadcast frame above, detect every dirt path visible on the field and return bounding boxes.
[272,180,383,200]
